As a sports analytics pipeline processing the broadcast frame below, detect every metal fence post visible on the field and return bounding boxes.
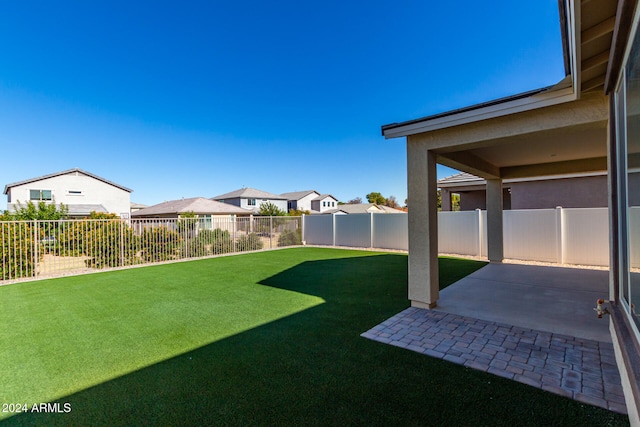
[120,219,125,267]
[33,219,38,279]
[233,216,237,253]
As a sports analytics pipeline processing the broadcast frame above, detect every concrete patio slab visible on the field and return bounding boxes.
[433,263,611,342]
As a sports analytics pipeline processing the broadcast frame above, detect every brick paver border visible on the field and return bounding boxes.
[361,307,627,414]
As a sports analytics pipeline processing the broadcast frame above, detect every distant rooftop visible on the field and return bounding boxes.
[4,168,132,195]
[213,187,287,200]
[132,197,252,217]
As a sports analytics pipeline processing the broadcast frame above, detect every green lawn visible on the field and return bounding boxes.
[0,248,628,426]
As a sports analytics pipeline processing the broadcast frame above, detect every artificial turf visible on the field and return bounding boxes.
[0,247,629,426]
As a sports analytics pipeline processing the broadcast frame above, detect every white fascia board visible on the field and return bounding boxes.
[568,0,581,96]
[439,171,608,189]
[383,87,578,139]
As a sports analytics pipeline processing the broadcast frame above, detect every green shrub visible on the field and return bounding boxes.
[140,226,181,262]
[0,222,35,280]
[84,220,138,268]
[210,229,234,254]
[236,233,263,252]
[277,229,302,247]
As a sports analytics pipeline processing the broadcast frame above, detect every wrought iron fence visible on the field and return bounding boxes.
[0,216,302,282]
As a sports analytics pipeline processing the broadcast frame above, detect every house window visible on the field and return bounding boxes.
[248,199,256,206]
[625,30,640,332]
[29,189,52,201]
[616,21,640,335]
[68,190,82,196]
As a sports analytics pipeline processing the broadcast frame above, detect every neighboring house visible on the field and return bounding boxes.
[281,190,339,213]
[212,188,288,214]
[438,171,614,211]
[311,194,339,213]
[324,203,405,215]
[381,0,640,420]
[281,190,321,212]
[130,202,148,213]
[131,197,253,218]
[3,168,132,218]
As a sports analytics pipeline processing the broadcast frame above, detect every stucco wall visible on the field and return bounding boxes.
[238,198,287,213]
[510,175,607,209]
[296,193,319,212]
[7,171,130,216]
[459,190,487,211]
[458,189,510,210]
[311,197,338,213]
[629,172,640,206]
[454,176,610,211]
[221,198,242,208]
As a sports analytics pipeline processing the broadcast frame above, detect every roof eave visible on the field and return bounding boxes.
[381,84,577,139]
[3,168,133,194]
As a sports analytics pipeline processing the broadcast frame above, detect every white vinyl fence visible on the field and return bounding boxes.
[303,207,632,268]
[304,213,408,251]
[1,216,302,282]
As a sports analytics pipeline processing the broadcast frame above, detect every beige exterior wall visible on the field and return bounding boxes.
[7,171,130,216]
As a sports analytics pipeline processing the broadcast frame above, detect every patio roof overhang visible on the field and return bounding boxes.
[411,90,609,181]
[381,0,620,309]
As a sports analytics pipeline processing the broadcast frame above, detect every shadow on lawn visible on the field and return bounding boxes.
[3,254,626,427]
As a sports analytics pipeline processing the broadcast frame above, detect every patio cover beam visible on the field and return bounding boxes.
[501,156,608,179]
[437,152,500,180]
[407,92,608,153]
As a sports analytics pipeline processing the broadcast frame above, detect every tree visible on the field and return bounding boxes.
[8,200,69,220]
[366,192,386,205]
[385,195,398,208]
[452,194,461,211]
[258,202,286,216]
[347,197,362,204]
[437,190,460,211]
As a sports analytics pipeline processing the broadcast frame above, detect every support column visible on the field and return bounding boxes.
[441,188,452,211]
[407,139,439,308]
[486,178,504,263]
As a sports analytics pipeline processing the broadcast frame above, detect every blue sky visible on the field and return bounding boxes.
[0,1,565,207]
